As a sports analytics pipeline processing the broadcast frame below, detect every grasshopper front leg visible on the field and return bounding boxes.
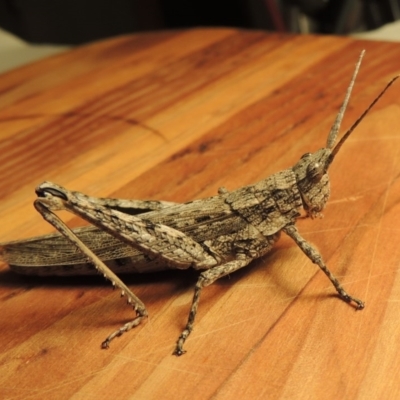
[283,224,364,309]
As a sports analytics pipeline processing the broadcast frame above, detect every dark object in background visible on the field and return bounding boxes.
[0,0,253,44]
[0,0,399,45]
[0,0,163,44]
[286,0,400,33]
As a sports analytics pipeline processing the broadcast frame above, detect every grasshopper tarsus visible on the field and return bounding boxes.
[173,349,186,357]
[101,340,110,349]
[174,323,193,356]
[101,314,148,349]
[174,334,189,356]
[338,292,365,310]
[356,301,365,311]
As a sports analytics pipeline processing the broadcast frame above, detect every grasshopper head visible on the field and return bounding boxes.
[292,148,331,218]
[292,51,397,219]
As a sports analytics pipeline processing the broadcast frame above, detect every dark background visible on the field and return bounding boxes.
[0,0,399,45]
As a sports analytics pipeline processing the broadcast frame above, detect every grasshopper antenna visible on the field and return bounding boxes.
[329,74,399,162]
[326,50,365,149]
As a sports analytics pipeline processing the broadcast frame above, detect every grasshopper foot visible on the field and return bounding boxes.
[173,329,191,356]
[338,291,365,310]
[101,314,146,349]
[173,347,187,357]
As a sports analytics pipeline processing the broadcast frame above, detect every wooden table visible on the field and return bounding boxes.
[1,28,400,399]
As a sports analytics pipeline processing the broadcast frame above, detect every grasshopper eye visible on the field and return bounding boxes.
[306,162,324,183]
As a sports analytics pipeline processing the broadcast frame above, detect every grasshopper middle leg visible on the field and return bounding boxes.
[174,256,252,356]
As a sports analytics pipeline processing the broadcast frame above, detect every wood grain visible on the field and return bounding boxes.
[1,28,400,399]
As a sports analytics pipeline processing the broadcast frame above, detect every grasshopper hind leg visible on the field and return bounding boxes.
[34,200,149,348]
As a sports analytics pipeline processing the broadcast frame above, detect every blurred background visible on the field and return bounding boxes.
[2,0,400,43]
[0,0,400,72]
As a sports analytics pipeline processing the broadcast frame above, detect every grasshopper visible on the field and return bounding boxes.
[1,52,397,355]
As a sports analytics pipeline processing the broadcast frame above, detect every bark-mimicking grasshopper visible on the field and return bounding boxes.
[1,52,398,355]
